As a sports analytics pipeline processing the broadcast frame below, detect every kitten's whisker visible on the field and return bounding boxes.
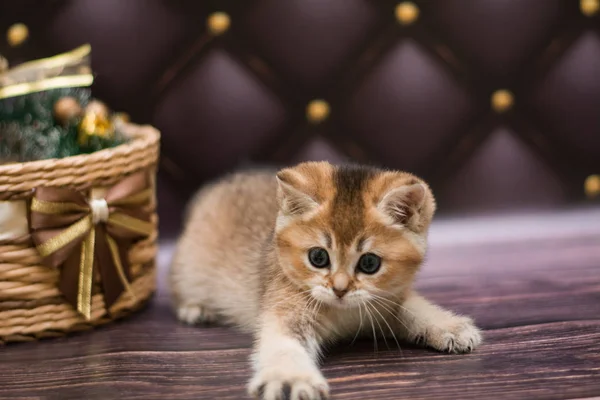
[369,297,418,326]
[268,289,313,309]
[368,294,404,318]
[314,300,324,330]
[365,302,390,351]
[310,298,321,319]
[368,294,398,309]
[310,298,321,320]
[370,290,418,319]
[315,299,323,318]
[396,304,418,320]
[369,297,402,323]
[350,302,364,346]
[368,300,403,356]
[368,292,403,308]
[370,297,413,335]
[301,297,317,321]
[369,288,400,299]
[269,292,307,306]
[362,300,378,354]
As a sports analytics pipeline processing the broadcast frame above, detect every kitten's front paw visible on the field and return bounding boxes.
[418,316,482,353]
[248,367,329,400]
[176,304,217,325]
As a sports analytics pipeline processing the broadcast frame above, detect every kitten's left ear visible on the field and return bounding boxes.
[377,183,432,230]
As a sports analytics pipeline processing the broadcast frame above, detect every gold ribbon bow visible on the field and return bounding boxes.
[30,172,153,319]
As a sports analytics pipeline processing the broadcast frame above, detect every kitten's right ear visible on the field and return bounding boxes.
[276,170,319,216]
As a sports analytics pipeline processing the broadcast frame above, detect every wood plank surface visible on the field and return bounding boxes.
[1,211,599,400]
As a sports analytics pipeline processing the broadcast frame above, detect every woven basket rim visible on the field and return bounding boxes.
[0,123,160,175]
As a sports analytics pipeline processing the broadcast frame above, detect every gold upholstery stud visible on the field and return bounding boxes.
[307,100,330,124]
[395,2,420,26]
[584,175,600,198]
[491,89,514,113]
[581,0,600,16]
[7,23,29,47]
[207,12,231,36]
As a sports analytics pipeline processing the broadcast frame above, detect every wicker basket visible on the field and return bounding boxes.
[0,123,160,344]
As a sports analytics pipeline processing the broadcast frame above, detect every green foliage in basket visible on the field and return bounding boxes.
[0,87,127,163]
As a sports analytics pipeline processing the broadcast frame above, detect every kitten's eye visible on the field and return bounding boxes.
[357,253,381,274]
[308,247,330,268]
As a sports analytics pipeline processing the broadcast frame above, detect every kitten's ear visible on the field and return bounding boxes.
[377,183,428,228]
[276,169,319,216]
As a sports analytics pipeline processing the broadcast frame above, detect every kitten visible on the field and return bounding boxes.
[170,162,482,400]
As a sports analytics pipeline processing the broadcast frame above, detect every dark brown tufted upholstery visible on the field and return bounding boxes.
[1,0,599,236]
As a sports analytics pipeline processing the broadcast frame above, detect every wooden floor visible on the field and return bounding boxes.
[1,209,600,400]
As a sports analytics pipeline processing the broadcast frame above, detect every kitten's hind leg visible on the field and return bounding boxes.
[176,303,219,325]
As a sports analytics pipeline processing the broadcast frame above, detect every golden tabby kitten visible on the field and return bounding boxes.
[170,162,482,400]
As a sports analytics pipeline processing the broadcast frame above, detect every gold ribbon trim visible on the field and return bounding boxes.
[5,44,91,75]
[0,74,94,99]
[30,172,152,319]
[0,44,93,99]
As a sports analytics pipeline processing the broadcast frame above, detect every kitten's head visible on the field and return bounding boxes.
[274,161,436,309]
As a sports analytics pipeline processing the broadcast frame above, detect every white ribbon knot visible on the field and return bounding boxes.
[90,198,109,224]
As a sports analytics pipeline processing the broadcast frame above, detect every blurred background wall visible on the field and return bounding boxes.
[1,0,599,236]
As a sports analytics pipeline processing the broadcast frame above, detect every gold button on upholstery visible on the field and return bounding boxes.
[491,89,514,113]
[584,175,600,198]
[7,23,29,47]
[581,0,600,16]
[207,12,231,36]
[307,100,330,124]
[395,2,420,26]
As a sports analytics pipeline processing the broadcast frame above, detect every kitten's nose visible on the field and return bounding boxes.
[332,273,350,298]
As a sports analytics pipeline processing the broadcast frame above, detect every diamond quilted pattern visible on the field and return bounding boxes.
[532,32,600,160]
[153,49,287,179]
[430,0,563,76]
[441,129,566,212]
[244,0,379,90]
[2,0,599,223]
[44,0,206,112]
[346,39,473,171]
